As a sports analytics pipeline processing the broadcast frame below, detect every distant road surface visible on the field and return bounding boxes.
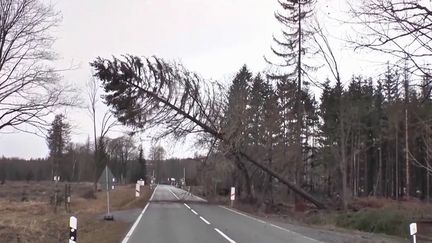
[121,185,403,243]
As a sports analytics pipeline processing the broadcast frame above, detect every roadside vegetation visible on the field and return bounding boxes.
[0,181,152,243]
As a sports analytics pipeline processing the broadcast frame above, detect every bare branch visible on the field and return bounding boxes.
[0,0,76,134]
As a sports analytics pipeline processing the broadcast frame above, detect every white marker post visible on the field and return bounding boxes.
[136,183,140,197]
[410,222,417,243]
[69,216,77,243]
[138,179,145,186]
[230,187,235,208]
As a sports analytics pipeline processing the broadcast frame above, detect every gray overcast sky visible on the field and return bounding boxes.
[0,0,385,159]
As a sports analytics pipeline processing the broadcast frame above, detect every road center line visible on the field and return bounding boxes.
[191,209,198,215]
[214,228,236,243]
[184,203,191,209]
[121,185,157,243]
[200,216,211,225]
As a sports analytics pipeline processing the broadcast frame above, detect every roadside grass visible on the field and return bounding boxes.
[206,191,427,239]
[334,208,408,237]
[0,181,151,243]
[303,197,432,238]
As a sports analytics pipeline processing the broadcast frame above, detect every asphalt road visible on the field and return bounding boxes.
[121,185,403,243]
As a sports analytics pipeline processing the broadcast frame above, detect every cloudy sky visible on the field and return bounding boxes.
[0,0,385,159]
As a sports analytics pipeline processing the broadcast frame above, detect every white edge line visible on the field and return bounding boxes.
[200,216,211,225]
[219,206,323,243]
[184,203,191,209]
[269,223,322,243]
[174,186,208,202]
[191,209,198,215]
[220,206,266,224]
[149,184,158,201]
[168,187,180,200]
[214,228,236,243]
[194,195,207,202]
[121,203,150,243]
[121,185,157,243]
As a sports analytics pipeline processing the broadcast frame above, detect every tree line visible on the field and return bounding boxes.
[2,0,432,210]
[202,61,432,207]
[0,135,200,186]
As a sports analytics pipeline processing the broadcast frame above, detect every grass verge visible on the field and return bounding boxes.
[0,181,152,243]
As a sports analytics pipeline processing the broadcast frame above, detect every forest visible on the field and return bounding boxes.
[199,63,432,208]
[89,0,432,210]
[1,0,432,213]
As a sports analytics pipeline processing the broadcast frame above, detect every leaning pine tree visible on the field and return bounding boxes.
[90,55,326,208]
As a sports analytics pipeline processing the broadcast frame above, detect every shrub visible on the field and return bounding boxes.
[336,208,409,237]
[81,189,97,199]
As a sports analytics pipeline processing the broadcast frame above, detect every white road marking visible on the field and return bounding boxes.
[168,187,180,200]
[171,186,207,202]
[219,206,323,243]
[184,203,191,209]
[214,228,236,243]
[149,185,158,201]
[220,206,266,224]
[200,216,211,225]
[191,209,198,215]
[269,223,323,242]
[121,185,157,243]
[193,195,207,202]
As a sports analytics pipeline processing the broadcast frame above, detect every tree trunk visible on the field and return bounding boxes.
[395,127,399,200]
[374,146,382,196]
[234,155,253,202]
[405,108,410,199]
[427,141,430,203]
[295,0,304,211]
[340,120,348,210]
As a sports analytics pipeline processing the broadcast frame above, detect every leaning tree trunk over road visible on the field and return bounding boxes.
[91,55,326,209]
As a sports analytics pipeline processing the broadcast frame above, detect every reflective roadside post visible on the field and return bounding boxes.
[230,187,235,208]
[69,216,77,243]
[410,222,417,243]
[136,182,140,197]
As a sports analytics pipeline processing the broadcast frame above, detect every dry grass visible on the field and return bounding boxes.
[298,197,432,239]
[0,181,152,243]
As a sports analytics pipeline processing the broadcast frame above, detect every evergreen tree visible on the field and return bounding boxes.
[261,79,283,202]
[224,65,251,147]
[382,63,401,103]
[319,79,343,200]
[268,0,316,78]
[223,65,254,200]
[46,114,71,180]
[247,74,266,150]
[269,0,317,196]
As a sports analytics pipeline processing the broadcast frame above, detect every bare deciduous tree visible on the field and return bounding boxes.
[86,77,119,188]
[0,0,74,133]
[349,0,432,76]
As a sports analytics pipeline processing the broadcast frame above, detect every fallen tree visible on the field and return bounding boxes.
[90,55,326,209]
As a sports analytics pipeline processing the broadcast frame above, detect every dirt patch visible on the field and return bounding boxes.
[0,181,152,243]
